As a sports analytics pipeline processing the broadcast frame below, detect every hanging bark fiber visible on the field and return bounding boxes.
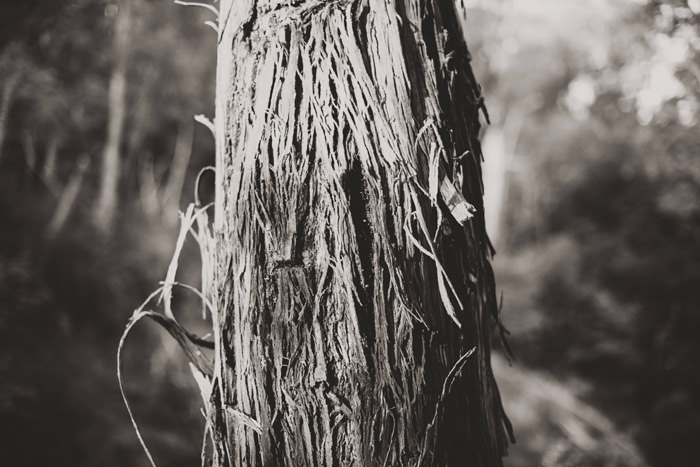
[210,0,513,465]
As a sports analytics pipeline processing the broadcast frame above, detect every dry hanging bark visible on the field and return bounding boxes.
[207,0,513,465]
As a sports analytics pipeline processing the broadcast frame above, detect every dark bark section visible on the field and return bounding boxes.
[209,0,512,465]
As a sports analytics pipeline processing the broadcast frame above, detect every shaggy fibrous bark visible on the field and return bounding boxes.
[209,0,512,465]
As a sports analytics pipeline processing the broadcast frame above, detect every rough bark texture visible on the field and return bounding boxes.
[209,0,512,465]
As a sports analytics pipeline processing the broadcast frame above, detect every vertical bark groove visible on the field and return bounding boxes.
[210,1,512,465]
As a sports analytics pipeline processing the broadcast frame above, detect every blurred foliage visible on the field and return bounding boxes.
[0,0,215,464]
[0,0,216,202]
[466,1,700,466]
[0,175,205,466]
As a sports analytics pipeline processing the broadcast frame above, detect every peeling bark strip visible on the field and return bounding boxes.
[210,0,512,465]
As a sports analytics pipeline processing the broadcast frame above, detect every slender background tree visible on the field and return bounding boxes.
[93,0,132,232]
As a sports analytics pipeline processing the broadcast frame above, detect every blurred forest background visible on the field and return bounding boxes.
[0,0,698,466]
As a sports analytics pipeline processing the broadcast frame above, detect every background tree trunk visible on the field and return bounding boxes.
[93,0,131,232]
[42,132,61,190]
[46,154,90,239]
[22,129,37,173]
[137,153,161,217]
[0,70,20,162]
[209,0,512,465]
[162,119,194,225]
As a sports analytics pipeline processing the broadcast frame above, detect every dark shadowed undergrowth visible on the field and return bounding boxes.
[0,167,205,466]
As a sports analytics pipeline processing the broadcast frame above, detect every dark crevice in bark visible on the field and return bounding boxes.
[352,2,372,76]
[242,0,258,40]
[343,158,376,364]
[395,0,429,122]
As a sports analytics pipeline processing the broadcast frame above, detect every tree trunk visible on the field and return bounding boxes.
[42,132,60,190]
[46,154,90,239]
[481,126,507,247]
[137,153,161,217]
[0,71,19,162]
[209,1,512,465]
[22,129,37,173]
[162,119,194,224]
[124,64,157,177]
[93,0,131,232]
